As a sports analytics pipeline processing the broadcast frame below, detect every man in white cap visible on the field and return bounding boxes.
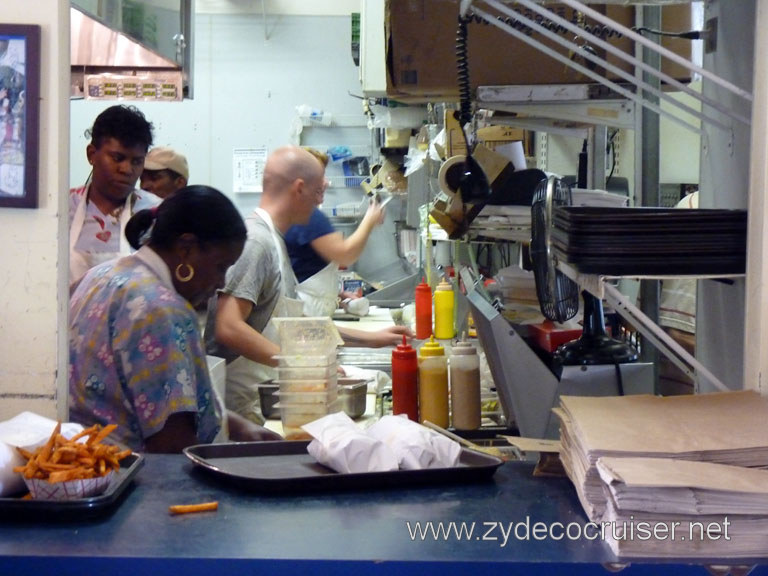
[140,146,189,199]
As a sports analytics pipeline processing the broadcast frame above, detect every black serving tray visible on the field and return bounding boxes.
[553,248,746,275]
[550,229,745,254]
[552,206,748,234]
[548,205,747,276]
[184,441,503,494]
[0,452,144,521]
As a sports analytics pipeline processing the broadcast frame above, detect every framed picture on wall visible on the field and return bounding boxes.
[0,24,40,209]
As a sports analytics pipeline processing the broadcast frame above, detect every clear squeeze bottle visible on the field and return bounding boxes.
[414,278,433,340]
[449,336,481,430]
[418,336,449,428]
[391,335,419,422]
[433,277,455,340]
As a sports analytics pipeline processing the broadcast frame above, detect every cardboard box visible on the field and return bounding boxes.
[386,0,692,100]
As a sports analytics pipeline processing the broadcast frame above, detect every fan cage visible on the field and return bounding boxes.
[531,176,580,323]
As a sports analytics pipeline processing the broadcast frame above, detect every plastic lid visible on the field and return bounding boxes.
[415,277,431,292]
[392,334,416,358]
[419,335,445,357]
[452,339,477,355]
[435,279,452,291]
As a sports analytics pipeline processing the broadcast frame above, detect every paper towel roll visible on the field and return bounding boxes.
[437,155,467,196]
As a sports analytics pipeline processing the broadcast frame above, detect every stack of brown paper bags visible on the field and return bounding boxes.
[596,457,768,558]
[555,391,768,524]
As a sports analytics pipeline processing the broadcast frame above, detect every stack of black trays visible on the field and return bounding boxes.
[551,206,747,276]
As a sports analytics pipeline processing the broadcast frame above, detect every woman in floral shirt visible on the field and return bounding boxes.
[69,185,281,452]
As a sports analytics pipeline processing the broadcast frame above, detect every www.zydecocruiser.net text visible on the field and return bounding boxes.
[406,517,731,547]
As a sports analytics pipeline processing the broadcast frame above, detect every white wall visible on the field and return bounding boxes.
[659,82,702,184]
[196,0,359,15]
[70,10,367,216]
[0,0,69,420]
[540,88,702,200]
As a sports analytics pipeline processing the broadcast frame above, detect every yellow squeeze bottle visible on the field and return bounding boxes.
[433,278,455,340]
[418,336,449,428]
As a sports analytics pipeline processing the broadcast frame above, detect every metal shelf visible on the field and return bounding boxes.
[299,114,370,128]
[462,0,752,135]
[463,0,692,4]
[477,87,636,131]
[556,261,736,393]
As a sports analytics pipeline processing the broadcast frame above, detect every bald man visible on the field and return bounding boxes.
[205,146,410,424]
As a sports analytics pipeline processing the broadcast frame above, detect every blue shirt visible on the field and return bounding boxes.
[284,208,335,282]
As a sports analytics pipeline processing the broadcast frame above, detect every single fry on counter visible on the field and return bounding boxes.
[169,501,219,515]
[13,422,132,483]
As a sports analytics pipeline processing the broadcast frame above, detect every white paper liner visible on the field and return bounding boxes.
[0,412,85,497]
[24,470,115,500]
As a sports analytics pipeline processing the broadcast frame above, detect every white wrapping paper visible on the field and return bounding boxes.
[302,412,398,474]
[367,415,462,470]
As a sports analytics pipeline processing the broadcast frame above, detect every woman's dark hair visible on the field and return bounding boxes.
[125,186,247,251]
[86,105,154,151]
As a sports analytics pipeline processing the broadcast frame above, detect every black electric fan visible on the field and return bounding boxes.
[530,176,638,367]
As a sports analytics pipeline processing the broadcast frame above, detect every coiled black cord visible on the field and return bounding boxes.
[456,14,472,127]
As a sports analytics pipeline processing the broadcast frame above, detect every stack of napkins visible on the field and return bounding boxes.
[302,413,461,474]
[469,205,531,241]
[556,391,768,522]
[570,188,629,208]
[597,457,768,558]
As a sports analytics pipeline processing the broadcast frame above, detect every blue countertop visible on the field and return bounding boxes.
[1,452,765,575]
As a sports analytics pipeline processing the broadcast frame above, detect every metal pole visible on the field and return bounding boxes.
[590,126,607,191]
[744,0,768,394]
[637,6,662,391]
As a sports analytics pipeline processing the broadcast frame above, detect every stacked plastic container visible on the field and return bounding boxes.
[272,318,344,440]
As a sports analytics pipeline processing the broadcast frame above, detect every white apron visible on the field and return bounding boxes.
[69,186,134,288]
[296,261,340,317]
[224,208,304,424]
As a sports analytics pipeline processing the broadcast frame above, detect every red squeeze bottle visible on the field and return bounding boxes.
[391,334,419,421]
[414,278,432,340]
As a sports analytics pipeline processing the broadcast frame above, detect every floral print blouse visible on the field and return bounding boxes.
[69,248,220,451]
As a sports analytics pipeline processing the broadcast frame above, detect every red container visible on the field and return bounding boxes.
[528,321,582,353]
[391,335,419,422]
[414,278,432,340]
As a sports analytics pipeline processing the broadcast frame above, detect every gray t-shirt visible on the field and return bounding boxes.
[205,213,282,363]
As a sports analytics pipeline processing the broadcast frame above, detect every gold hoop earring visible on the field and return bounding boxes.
[175,263,195,283]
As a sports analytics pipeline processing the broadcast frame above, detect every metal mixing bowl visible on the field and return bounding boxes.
[338,379,368,419]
